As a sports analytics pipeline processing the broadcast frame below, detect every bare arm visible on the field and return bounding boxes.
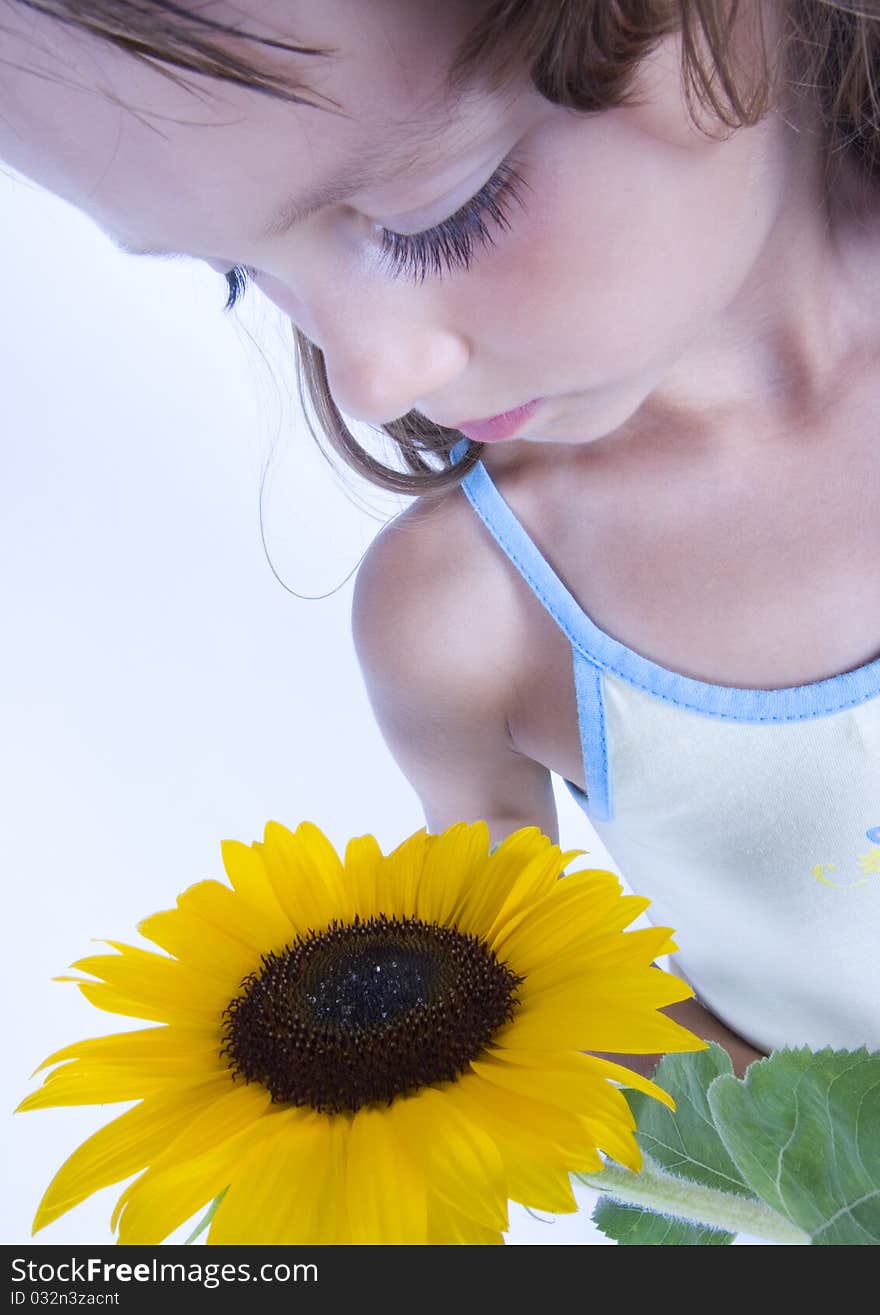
[352,503,559,843]
[353,504,764,1079]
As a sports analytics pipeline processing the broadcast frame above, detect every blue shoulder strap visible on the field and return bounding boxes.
[450,440,613,821]
[450,444,880,725]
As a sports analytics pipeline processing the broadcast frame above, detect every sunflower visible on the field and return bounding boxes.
[20,821,704,1244]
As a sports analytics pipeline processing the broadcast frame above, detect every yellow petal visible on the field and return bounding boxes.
[116,1083,276,1244]
[481,847,586,947]
[32,1026,218,1077]
[581,1114,643,1172]
[503,1159,580,1215]
[139,1078,273,1180]
[441,1064,582,1216]
[380,828,430,914]
[486,1043,677,1111]
[451,1071,602,1173]
[176,878,289,955]
[31,1078,229,1233]
[522,966,696,1015]
[137,907,257,989]
[69,944,229,1023]
[450,827,551,939]
[343,834,385,920]
[346,1104,427,1243]
[519,926,679,994]
[426,1190,505,1244]
[576,1053,678,1110]
[116,1131,247,1245]
[496,984,702,1055]
[415,822,491,927]
[488,875,629,966]
[18,1066,179,1111]
[72,981,219,1027]
[491,885,649,970]
[579,921,678,960]
[470,1051,642,1173]
[220,839,293,942]
[293,821,347,880]
[208,1108,345,1244]
[393,1086,508,1231]
[471,1051,635,1128]
[259,821,345,936]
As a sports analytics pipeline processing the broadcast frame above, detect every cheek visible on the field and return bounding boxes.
[462,117,767,374]
[250,271,318,336]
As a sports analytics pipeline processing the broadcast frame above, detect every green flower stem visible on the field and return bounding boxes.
[183,1190,227,1246]
[575,1156,811,1245]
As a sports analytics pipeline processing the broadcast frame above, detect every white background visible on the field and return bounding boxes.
[0,171,632,1246]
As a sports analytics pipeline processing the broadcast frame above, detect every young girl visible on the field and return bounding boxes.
[2,0,878,1083]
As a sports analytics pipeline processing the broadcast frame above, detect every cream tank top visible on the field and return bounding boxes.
[452,443,880,1055]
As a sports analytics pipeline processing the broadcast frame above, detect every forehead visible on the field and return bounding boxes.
[0,0,502,255]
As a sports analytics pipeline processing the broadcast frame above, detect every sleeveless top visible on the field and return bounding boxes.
[451,441,880,1054]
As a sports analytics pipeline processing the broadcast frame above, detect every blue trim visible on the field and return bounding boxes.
[452,447,880,724]
[573,648,613,821]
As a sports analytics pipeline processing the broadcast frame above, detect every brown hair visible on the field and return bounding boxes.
[11,0,880,495]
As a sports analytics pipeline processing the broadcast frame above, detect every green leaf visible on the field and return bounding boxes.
[623,1044,754,1196]
[591,1196,733,1246]
[708,1047,880,1245]
[579,1154,808,1245]
[584,1045,755,1244]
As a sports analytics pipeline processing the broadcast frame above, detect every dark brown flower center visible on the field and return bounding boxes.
[221,913,523,1114]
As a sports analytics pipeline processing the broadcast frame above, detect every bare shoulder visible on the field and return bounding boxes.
[351,485,557,838]
[352,486,524,714]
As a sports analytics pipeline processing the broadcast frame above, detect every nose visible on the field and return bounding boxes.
[255,267,470,426]
[322,322,470,426]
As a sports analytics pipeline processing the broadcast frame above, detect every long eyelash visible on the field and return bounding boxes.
[220,161,527,301]
[378,158,528,284]
[223,265,254,311]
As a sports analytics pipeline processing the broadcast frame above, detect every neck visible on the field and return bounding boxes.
[642,93,880,443]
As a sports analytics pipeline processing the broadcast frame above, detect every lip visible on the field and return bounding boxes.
[452,397,544,444]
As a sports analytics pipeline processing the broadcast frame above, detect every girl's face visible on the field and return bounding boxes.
[0,0,794,446]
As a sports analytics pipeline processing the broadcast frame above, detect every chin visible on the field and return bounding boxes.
[528,393,650,448]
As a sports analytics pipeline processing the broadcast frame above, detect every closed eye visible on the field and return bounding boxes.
[221,155,529,305]
[377,157,528,284]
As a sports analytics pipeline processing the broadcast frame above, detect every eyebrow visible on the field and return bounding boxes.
[109,173,359,258]
[106,118,464,260]
[258,166,385,241]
